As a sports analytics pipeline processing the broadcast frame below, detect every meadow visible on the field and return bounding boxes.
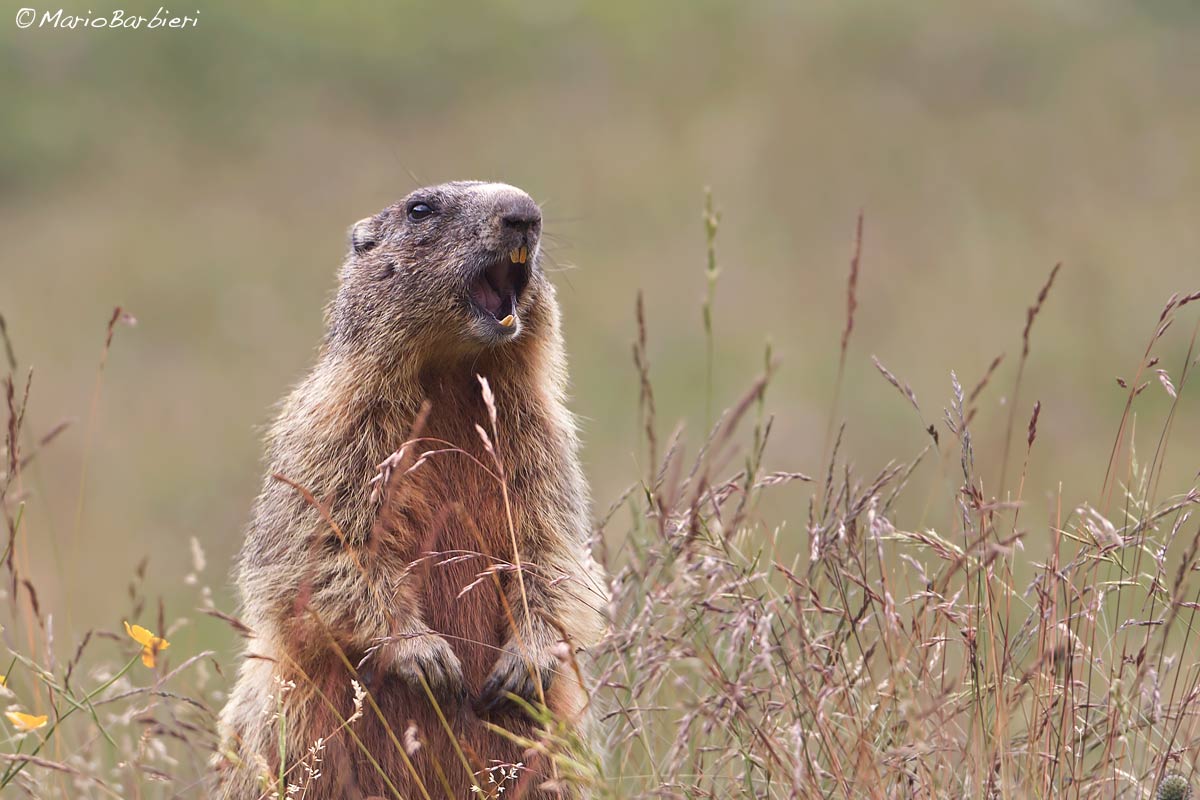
[5,204,1200,796]
[3,2,1200,797]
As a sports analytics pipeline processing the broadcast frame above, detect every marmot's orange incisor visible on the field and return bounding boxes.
[215,182,608,799]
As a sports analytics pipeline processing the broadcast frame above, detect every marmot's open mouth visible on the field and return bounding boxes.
[470,247,530,331]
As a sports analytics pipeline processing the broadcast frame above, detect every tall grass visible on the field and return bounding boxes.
[591,218,1200,799]
[2,201,1200,798]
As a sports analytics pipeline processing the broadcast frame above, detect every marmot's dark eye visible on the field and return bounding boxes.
[407,202,434,222]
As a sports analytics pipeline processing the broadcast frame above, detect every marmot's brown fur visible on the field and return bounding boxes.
[214,182,608,799]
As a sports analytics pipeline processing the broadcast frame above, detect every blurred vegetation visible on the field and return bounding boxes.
[3,1,1200,683]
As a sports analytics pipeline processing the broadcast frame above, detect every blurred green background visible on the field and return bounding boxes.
[2,1,1200,655]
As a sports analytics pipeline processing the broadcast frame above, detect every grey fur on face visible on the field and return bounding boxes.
[331,181,546,356]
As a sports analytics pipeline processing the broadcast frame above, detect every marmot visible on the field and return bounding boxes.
[215,182,608,799]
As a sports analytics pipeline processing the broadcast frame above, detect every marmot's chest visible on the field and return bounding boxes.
[373,436,531,587]
[397,403,540,554]
[417,458,516,555]
[388,452,524,686]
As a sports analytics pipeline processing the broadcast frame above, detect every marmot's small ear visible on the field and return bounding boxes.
[349,216,378,254]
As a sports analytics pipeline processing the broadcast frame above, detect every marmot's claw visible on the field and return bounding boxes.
[389,634,466,704]
[476,649,556,718]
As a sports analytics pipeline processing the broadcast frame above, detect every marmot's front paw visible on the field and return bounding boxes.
[476,645,558,717]
[366,634,465,702]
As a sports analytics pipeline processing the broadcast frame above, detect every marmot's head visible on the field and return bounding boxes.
[328,181,550,359]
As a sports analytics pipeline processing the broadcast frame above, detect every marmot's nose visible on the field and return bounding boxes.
[498,194,542,233]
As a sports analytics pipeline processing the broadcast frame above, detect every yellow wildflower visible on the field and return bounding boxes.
[5,710,47,731]
[124,621,171,668]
